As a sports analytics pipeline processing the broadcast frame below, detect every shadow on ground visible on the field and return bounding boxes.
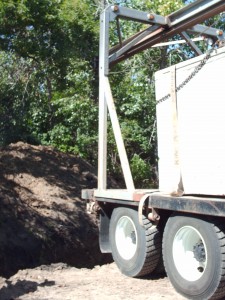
[0,279,55,300]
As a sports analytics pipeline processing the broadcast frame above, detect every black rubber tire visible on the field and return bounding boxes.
[163,213,225,300]
[109,207,161,277]
[154,254,165,275]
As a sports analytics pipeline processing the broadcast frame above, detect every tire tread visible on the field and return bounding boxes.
[210,221,225,300]
[137,215,161,277]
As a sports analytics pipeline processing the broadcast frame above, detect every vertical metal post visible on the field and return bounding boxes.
[98,10,110,190]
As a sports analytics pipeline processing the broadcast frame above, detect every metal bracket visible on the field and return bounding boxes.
[148,207,160,223]
[138,194,160,226]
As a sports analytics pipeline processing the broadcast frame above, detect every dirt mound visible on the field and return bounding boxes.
[0,142,112,278]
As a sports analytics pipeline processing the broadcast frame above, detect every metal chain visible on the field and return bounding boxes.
[156,42,218,105]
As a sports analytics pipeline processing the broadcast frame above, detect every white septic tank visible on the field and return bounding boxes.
[155,46,225,196]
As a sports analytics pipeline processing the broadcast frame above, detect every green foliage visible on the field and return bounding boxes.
[0,0,99,160]
[121,0,183,14]
[130,154,153,188]
[40,95,98,160]
[0,52,40,144]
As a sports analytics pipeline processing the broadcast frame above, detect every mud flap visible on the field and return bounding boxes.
[99,209,112,253]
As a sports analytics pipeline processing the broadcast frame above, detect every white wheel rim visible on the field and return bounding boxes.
[115,216,137,260]
[172,226,207,281]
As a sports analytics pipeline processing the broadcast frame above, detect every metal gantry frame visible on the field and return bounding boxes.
[97,0,225,199]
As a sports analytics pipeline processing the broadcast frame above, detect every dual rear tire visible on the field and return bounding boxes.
[109,207,161,277]
[109,208,225,299]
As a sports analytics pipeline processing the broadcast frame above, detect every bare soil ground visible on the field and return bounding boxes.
[0,142,186,300]
[0,263,186,300]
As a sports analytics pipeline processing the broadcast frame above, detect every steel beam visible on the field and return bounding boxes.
[168,0,225,27]
[109,24,161,64]
[106,0,225,66]
[180,31,203,55]
[109,5,167,25]
[103,76,135,191]
[98,10,110,190]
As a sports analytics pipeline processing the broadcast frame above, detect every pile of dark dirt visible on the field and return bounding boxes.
[0,142,112,278]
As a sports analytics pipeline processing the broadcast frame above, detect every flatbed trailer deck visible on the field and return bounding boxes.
[83,189,225,219]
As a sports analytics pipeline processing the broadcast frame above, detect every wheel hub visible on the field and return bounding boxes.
[115,216,138,260]
[193,241,206,262]
[172,226,207,281]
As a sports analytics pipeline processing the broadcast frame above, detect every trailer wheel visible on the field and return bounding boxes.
[109,207,161,277]
[163,214,225,300]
